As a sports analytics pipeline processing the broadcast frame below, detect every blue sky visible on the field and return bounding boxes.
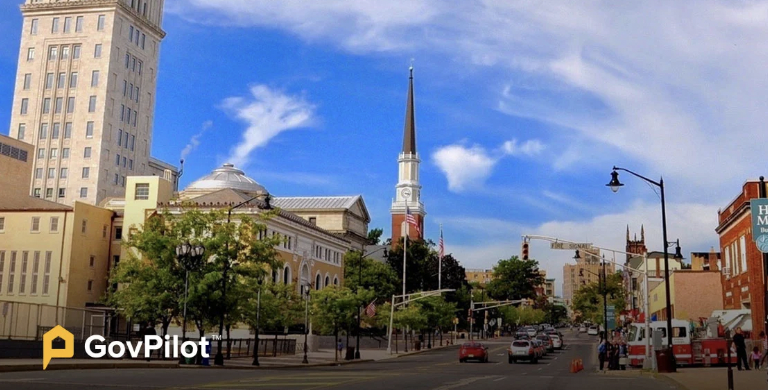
[4,1,768,295]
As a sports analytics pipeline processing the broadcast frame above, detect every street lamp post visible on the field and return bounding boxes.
[214,194,269,366]
[175,241,204,365]
[576,252,608,341]
[302,282,310,364]
[608,166,676,372]
[252,279,262,366]
[355,247,387,360]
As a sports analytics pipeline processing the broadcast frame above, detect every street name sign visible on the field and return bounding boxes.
[550,242,593,250]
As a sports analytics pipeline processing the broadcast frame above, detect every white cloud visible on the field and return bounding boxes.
[221,85,315,167]
[433,138,544,192]
[180,120,213,161]
[432,144,496,192]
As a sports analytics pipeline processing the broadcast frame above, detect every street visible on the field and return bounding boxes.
[0,331,683,390]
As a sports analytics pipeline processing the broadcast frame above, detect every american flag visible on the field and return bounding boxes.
[405,205,421,235]
[365,300,376,317]
[438,226,444,259]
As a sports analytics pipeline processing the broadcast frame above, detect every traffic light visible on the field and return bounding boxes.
[521,242,529,260]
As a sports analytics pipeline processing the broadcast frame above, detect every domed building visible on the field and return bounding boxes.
[108,163,368,295]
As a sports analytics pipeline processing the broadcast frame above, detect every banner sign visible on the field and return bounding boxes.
[751,199,768,252]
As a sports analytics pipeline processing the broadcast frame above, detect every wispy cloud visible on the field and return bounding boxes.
[221,85,315,167]
[432,139,544,192]
[180,120,213,161]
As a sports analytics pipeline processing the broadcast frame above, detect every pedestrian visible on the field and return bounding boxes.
[598,340,607,371]
[619,342,628,370]
[144,322,156,362]
[336,338,344,361]
[752,346,762,370]
[733,327,750,370]
[760,331,768,368]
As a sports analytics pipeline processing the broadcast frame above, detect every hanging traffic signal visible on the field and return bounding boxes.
[521,242,529,260]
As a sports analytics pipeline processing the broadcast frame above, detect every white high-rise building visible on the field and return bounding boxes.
[7,0,177,205]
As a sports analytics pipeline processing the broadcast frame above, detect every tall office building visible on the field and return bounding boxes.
[7,0,176,206]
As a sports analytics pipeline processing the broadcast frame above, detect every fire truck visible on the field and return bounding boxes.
[626,319,735,367]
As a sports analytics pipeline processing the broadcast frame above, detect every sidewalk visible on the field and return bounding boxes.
[0,344,456,373]
[660,367,766,390]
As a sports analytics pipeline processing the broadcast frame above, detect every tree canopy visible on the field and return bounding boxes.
[486,256,544,301]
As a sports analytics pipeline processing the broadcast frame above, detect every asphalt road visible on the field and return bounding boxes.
[0,330,683,390]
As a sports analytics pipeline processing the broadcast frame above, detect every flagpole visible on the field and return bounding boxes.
[403,220,408,300]
[438,224,443,291]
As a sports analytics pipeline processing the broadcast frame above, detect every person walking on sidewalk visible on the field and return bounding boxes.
[759,331,768,368]
[733,327,750,370]
[598,340,607,371]
[751,346,762,370]
[336,339,344,361]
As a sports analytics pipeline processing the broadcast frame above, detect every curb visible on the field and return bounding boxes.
[394,344,457,358]
[0,362,179,373]
[188,359,376,370]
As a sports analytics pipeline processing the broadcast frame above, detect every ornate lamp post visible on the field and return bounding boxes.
[302,281,310,364]
[355,247,387,360]
[252,278,263,366]
[175,241,204,365]
[607,166,676,372]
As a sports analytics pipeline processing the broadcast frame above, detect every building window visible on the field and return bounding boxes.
[90,255,96,267]
[30,19,38,35]
[125,53,130,68]
[135,183,149,200]
[18,123,26,140]
[60,168,68,179]
[115,154,120,166]
[91,70,99,87]
[50,148,57,159]
[75,16,83,32]
[31,252,40,294]
[39,123,48,139]
[63,122,72,138]
[80,187,88,199]
[58,72,65,88]
[58,188,65,198]
[115,226,123,240]
[61,46,69,60]
[45,188,53,198]
[35,168,43,179]
[129,159,133,170]
[55,97,62,114]
[63,17,72,33]
[118,129,123,146]
[45,73,53,89]
[62,148,70,158]
[97,15,105,31]
[83,147,91,158]
[0,217,4,232]
[52,123,60,139]
[52,18,59,33]
[82,167,90,179]
[67,97,75,113]
[129,25,134,41]
[48,168,55,179]
[20,98,28,115]
[87,280,93,291]
[309,217,317,225]
[114,173,119,185]
[86,121,94,138]
[88,96,97,112]
[27,47,34,61]
[49,46,57,61]
[94,44,102,58]
[38,148,46,159]
[31,217,40,232]
[72,45,81,59]
[129,134,135,150]
[42,98,50,114]
[23,73,31,90]
[42,251,51,295]
[70,72,78,88]
[19,252,28,294]
[8,252,16,293]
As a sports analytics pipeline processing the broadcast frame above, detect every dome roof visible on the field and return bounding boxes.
[184,163,267,194]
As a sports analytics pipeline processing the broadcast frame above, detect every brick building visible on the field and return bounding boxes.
[715,179,768,338]
[648,270,723,322]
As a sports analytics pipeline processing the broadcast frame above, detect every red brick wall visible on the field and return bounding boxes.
[391,213,423,244]
[718,181,767,339]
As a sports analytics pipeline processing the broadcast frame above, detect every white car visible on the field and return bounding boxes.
[525,327,537,337]
[578,325,587,333]
[550,335,563,349]
[587,326,599,336]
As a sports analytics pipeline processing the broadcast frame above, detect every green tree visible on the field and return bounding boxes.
[343,251,399,303]
[486,256,544,301]
[572,272,626,325]
[367,228,384,245]
[386,239,470,294]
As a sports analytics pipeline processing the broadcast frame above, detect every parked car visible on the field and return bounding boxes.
[587,326,599,336]
[516,330,529,339]
[531,339,545,357]
[578,325,587,333]
[459,342,489,363]
[508,340,538,364]
[550,334,563,349]
[525,327,537,337]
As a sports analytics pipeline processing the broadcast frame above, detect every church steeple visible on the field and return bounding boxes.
[402,66,417,154]
[391,66,426,243]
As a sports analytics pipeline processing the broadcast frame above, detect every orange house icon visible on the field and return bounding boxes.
[43,325,74,370]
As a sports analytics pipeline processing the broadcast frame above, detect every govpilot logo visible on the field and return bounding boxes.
[42,325,211,370]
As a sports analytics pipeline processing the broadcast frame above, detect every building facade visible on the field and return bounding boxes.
[465,269,494,286]
[648,270,724,322]
[562,249,616,305]
[715,179,768,338]
[390,67,425,242]
[0,134,34,199]
[9,0,176,206]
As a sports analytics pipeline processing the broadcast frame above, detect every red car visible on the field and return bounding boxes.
[459,342,488,363]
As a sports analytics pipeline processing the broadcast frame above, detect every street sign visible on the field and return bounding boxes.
[550,242,593,250]
[606,305,616,329]
[489,319,497,326]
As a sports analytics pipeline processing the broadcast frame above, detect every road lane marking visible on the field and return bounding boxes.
[493,377,506,382]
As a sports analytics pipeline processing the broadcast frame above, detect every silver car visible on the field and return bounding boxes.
[508,339,538,364]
